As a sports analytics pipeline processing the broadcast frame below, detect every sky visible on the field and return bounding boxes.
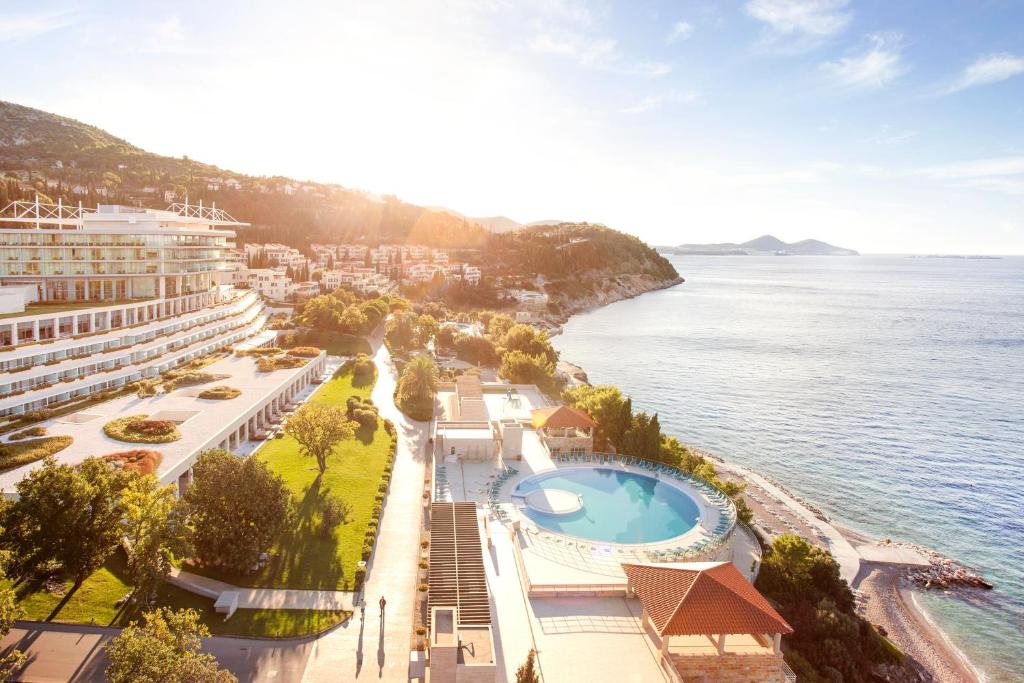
[2,0,1024,254]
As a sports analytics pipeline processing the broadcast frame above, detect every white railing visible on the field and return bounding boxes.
[1,199,92,226]
[167,202,241,224]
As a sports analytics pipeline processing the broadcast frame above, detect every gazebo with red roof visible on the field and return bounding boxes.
[623,561,795,682]
[530,405,596,457]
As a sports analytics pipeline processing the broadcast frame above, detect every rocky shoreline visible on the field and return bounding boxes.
[546,273,684,329]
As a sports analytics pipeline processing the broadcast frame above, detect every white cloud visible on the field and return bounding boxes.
[945,53,1024,94]
[621,90,698,114]
[0,10,75,43]
[820,33,906,89]
[918,157,1024,180]
[530,31,670,76]
[667,21,693,44]
[744,0,850,37]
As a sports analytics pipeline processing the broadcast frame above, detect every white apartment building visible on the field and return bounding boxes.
[232,267,295,301]
[508,289,549,311]
[321,268,394,294]
[245,242,307,270]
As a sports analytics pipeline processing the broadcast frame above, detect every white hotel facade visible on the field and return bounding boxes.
[0,199,328,496]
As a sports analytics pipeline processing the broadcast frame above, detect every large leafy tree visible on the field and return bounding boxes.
[105,608,236,683]
[384,311,419,352]
[183,450,293,574]
[3,457,130,587]
[284,404,357,476]
[0,516,26,678]
[499,350,557,392]
[122,475,190,605]
[499,324,558,364]
[564,385,633,451]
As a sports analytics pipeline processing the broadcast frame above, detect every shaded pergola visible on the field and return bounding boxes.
[622,561,793,660]
[531,405,596,455]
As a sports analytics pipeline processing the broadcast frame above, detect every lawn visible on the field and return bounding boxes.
[188,367,391,591]
[8,551,350,638]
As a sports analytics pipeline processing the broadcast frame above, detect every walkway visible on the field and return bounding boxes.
[168,568,355,611]
[299,332,431,682]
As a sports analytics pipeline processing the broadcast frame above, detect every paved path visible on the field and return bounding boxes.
[168,568,356,610]
[0,620,318,683]
[299,335,430,682]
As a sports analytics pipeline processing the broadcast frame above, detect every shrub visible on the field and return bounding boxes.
[354,567,366,590]
[101,449,162,476]
[9,426,47,440]
[20,409,55,423]
[350,353,375,378]
[103,415,182,444]
[256,355,307,372]
[164,371,228,390]
[287,346,322,358]
[256,357,276,372]
[350,408,377,429]
[197,385,241,400]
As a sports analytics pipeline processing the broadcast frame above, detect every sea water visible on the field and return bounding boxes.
[552,255,1024,681]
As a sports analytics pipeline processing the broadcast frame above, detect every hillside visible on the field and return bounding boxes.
[483,223,682,317]
[664,234,858,256]
[0,101,485,249]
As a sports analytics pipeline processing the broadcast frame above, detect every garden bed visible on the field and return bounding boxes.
[103,415,182,444]
[197,385,241,400]
[101,449,163,476]
[0,435,73,472]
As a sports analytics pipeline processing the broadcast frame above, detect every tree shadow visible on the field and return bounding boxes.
[355,423,377,445]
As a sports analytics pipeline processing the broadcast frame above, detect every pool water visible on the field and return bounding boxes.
[515,468,701,544]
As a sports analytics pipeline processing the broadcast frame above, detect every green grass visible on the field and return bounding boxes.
[188,368,390,591]
[0,435,73,472]
[8,552,350,638]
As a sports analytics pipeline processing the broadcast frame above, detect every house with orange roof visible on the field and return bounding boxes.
[622,561,795,683]
[530,405,595,457]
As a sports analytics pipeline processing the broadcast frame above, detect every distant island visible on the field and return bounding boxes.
[660,234,859,256]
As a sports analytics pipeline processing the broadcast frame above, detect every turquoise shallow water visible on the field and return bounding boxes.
[552,255,1024,681]
[515,468,700,543]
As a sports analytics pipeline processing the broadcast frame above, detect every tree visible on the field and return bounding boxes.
[122,475,190,605]
[621,411,662,461]
[105,607,236,683]
[416,314,439,346]
[565,385,632,451]
[515,649,539,683]
[397,355,438,404]
[0,518,26,678]
[384,310,419,352]
[499,351,558,392]
[500,324,557,364]
[3,457,130,587]
[453,333,499,366]
[284,404,357,476]
[183,450,293,574]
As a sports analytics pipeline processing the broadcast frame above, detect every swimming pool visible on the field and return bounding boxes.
[514,468,701,544]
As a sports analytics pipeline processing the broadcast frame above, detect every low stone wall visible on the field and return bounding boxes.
[669,653,787,683]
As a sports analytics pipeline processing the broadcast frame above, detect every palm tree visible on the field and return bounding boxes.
[400,355,438,402]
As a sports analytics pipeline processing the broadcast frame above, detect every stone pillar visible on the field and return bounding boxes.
[31,320,40,342]
[717,634,726,655]
[772,633,781,655]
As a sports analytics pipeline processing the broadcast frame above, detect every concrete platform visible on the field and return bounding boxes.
[524,488,581,514]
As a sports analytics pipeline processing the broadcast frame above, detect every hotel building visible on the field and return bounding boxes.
[0,199,266,419]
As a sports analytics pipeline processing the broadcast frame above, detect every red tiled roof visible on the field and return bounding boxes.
[622,562,793,637]
[531,405,596,430]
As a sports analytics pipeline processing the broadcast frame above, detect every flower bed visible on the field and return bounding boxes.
[163,371,230,390]
[197,385,242,400]
[235,347,282,357]
[102,449,163,476]
[103,415,182,444]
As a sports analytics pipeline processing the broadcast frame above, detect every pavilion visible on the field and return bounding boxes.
[622,561,795,683]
